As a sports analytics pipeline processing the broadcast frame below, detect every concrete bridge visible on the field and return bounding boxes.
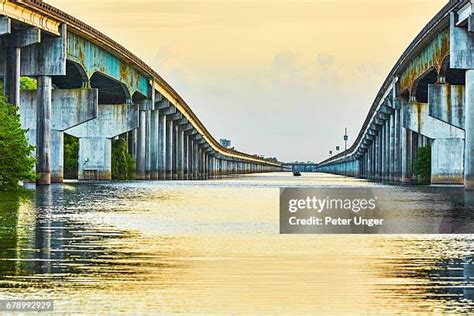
[0,0,282,185]
[316,0,474,190]
[282,163,319,173]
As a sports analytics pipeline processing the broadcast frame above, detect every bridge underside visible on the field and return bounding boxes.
[0,3,281,185]
[317,2,474,190]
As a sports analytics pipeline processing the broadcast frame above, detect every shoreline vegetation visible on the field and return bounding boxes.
[0,78,36,191]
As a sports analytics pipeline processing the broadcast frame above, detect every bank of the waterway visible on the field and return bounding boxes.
[0,173,473,314]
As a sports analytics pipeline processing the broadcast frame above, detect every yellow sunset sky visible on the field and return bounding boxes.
[47,0,447,162]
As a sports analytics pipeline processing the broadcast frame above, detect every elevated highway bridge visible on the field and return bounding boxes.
[317,0,474,190]
[0,0,282,184]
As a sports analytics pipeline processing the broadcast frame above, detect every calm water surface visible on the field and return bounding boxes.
[0,173,473,314]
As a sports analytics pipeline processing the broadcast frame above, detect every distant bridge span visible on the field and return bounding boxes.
[317,0,474,190]
[282,163,319,173]
[0,0,282,184]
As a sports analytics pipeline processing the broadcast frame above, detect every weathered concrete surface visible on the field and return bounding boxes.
[67,103,138,180]
[158,114,167,179]
[36,76,52,185]
[67,104,137,138]
[465,70,474,190]
[78,137,112,180]
[20,89,98,131]
[1,25,41,107]
[136,109,146,180]
[431,138,464,184]
[450,12,474,69]
[4,47,19,106]
[21,25,66,77]
[428,84,464,129]
[150,110,159,179]
[400,27,449,95]
[67,31,149,97]
[19,88,98,182]
[403,102,464,139]
[404,101,465,184]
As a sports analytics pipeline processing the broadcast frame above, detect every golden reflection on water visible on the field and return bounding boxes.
[0,173,473,314]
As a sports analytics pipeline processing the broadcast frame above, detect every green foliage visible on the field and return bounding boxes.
[112,137,135,180]
[0,94,36,190]
[413,145,431,184]
[0,77,37,92]
[20,77,37,91]
[64,134,79,179]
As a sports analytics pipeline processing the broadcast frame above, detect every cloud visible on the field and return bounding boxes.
[149,49,384,162]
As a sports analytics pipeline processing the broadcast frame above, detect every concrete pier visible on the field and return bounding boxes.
[165,118,174,180]
[67,104,138,180]
[465,70,474,190]
[4,47,20,106]
[158,113,167,180]
[150,110,159,180]
[136,108,147,180]
[36,76,52,185]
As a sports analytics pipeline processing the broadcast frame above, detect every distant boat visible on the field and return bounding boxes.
[293,171,302,177]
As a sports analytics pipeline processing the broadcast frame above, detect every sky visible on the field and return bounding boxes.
[46,0,447,162]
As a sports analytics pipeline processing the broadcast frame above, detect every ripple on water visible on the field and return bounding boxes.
[0,173,473,314]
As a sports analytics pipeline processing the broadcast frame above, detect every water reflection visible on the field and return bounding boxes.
[0,185,190,293]
[430,256,474,300]
[0,173,473,313]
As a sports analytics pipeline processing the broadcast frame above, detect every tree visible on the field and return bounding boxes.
[64,134,79,179]
[0,94,36,190]
[413,145,431,184]
[20,77,37,91]
[112,137,135,180]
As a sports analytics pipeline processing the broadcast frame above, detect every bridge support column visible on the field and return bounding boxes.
[212,156,216,177]
[367,144,372,179]
[203,152,208,179]
[193,142,199,179]
[385,120,390,180]
[51,131,63,183]
[165,118,174,180]
[158,114,166,179]
[67,104,137,181]
[136,108,146,180]
[182,132,188,180]
[381,125,386,180]
[78,137,112,180]
[187,135,194,180]
[401,128,413,183]
[374,132,380,180]
[389,113,396,181]
[4,47,20,107]
[465,70,474,190]
[379,132,383,180]
[204,151,209,178]
[36,76,52,185]
[196,146,202,179]
[399,100,412,183]
[18,24,66,185]
[432,138,465,184]
[206,155,211,178]
[172,124,179,180]
[150,110,159,179]
[394,106,401,181]
[177,127,184,180]
[145,110,151,179]
[19,88,98,183]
